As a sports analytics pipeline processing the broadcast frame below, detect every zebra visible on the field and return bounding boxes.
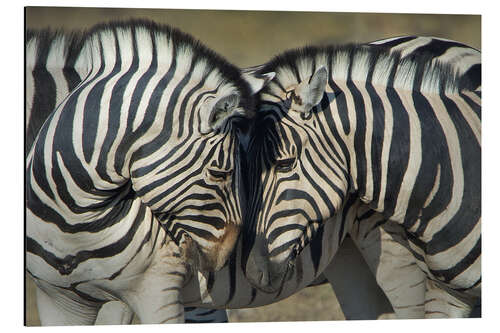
[25,19,269,325]
[24,26,396,324]
[243,38,481,318]
[26,28,479,324]
[98,37,482,322]
[336,35,482,318]
[25,27,255,324]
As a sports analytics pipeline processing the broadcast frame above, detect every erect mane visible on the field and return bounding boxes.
[257,43,470,95]
[81,19,254,113]
[26,28,87,76]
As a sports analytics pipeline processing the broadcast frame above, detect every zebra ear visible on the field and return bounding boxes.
[292,66,328,115]
[200,93,241,134]
[241,70,276,94]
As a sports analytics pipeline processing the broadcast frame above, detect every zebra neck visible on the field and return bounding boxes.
[323,77,418,218]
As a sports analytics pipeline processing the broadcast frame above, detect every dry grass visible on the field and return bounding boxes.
[227,284,345,322]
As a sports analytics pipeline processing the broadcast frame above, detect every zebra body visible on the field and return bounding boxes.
[343,35,481,318]
[26,20,256,325]
[244,38,481,318]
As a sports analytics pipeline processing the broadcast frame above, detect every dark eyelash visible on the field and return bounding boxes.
[208,169,232,180]
[275,158,295,172]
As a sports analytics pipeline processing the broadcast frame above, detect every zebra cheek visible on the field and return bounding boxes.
[201,222,240,272]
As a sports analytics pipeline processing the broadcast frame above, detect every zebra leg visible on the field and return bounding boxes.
[95,301,134,325]
[34,279,101,326]
[350,218,427,319]
[424,279,476,318]
[118,239,188,324]
[93,302,230,324]
[184,307,228,323]
[322,236,394,320]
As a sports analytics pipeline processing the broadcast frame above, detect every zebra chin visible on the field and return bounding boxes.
[245,258,296,294]
[179,223,240,273]
[244,240,297,293]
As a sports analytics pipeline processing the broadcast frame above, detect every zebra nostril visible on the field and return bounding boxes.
[291,244,299,260]
[287,245,299,270]
[261,270,272,286]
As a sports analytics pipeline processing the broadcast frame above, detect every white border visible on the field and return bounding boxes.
[5,1,496,333]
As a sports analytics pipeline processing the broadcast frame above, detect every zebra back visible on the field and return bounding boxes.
[368,36,480,91]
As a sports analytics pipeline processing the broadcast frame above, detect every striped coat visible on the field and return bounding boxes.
[243,38,481,318]
[26,20,256,324]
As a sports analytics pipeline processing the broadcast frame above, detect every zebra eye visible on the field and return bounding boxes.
[208,168,233,181]
[275,158,296,173]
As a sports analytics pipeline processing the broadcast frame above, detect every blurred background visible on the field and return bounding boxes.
[25,6,481,326]
[26,7,480,68]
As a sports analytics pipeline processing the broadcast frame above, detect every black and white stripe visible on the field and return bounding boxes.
[26,27,238,325]
[25,29,88,154]
[243,37,481,318]
[26,20,255,325]
[369,36,480,91]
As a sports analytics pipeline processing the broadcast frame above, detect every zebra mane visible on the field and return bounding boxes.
[26,28,88,79]
[257,43,471,95]
[82,19,254,112]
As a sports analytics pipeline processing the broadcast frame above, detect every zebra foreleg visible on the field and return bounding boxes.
[118,239,189,324]
[95,301,134,325]
[33,278,101,326]
[350,219,427,319]
[424,279,476,318]
[322,236,394,320]
[184,307,228,323]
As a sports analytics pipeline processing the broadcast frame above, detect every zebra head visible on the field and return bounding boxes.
[78,21,274,274]
[151,85,249,274]
[25,21,278,278]
[243,51,351,292]
[133,81,261,273]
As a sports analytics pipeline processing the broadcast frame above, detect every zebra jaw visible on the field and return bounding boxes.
[158,212,239,273]
[176,223,239,274]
